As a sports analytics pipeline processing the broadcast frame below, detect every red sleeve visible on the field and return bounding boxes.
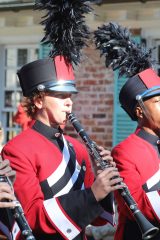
[2,144,55,236]
[112,145,156,221]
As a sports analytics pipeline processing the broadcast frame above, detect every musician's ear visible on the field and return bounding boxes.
[33,96,43,109]
[135,106,143,119]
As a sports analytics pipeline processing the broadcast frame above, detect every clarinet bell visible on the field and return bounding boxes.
[135,210,159,239]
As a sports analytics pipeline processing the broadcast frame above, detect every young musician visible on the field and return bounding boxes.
[112,69,160,240]
[94,22,160,240]
[1,57,123,240]
[2,52,122,239]
[1,2,123,239]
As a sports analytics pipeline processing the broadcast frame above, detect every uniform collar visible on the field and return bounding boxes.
[32,120,63,140]
[136,128,160,147]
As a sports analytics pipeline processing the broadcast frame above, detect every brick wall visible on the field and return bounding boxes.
[65,45,114,150]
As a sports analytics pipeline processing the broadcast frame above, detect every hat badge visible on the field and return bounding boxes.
[37,84,45,91]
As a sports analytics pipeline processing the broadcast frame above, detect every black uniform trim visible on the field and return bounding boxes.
[50,155,76,196]
[137,129,160,193]
[58,188,104,229]
[71,160,86,191]
[99,192,114,213]
[34,231,84,240]
[40,157,86,199]
[32,120,64,151]
[137,129,160,155]
[36,120,86,199]
[67,142,86,191]
[143,180,160,193]
[40,180,53,200]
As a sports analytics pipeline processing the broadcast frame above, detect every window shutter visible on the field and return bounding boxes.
[113,36,141,147]
[39,43,51,59]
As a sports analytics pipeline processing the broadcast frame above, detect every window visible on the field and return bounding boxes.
[0,45,38,143]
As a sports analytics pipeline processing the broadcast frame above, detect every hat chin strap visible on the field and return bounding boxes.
[136,95,155,128]
[136,95,160,137]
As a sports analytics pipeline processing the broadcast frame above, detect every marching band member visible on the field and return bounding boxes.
[94,22,160,240]
[1,2,123,240]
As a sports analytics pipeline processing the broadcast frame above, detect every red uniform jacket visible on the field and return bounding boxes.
[2,121,114,240]
[112,129,160,240]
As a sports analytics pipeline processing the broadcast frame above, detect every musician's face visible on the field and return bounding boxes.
[138,95,160,136]
[34,92,73,127]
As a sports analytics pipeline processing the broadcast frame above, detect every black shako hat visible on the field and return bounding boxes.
[94,22,160,120]
[17,56,78,97]
[17,0,92,97]
[119,68,160,120]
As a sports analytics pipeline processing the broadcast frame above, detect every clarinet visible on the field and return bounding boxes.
[0,175,36,240]
[67,112,159,240]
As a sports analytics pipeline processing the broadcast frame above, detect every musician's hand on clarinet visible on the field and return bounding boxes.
[96,146,116,167]
[0,182,16,208]
[91,167,123,201]
[0,156,16,183]
[0,156,17,208]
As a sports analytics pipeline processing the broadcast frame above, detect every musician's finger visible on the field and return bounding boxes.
[97,169,103,175]
[6,171,16,184]
[6,170,16,178]
[107,160,116,167]
[0,159,10,170]
[111,182,125,191]
[99,148,111,157]
[0,201,17,208]
[102,157,116,167]
[102,155,114,164]
[0,182,13,193]
[110,177,123,186]
[101,166,119,176]
[102,155,113,161]
[0,166,11,176]
[0,191,16,201]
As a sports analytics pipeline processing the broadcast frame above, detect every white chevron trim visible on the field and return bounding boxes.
[12,222,20,240]
[47,136,70,187]
[146,167,160,190]
[146,191,160,219]
[55,160,81,197]
[44,198,80,240]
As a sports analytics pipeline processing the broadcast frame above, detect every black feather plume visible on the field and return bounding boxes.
[94,22,154,77]
[35,0,92,66]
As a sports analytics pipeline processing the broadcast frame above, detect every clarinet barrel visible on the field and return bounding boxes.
[0,175,36,240]
[67,112,159,240]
